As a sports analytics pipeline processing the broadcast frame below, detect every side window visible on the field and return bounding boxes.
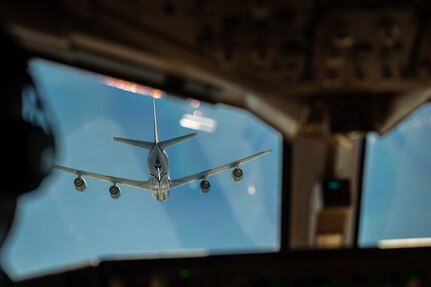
[359,103,431,248]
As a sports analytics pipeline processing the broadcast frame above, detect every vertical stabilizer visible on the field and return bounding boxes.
[152,96,159,143]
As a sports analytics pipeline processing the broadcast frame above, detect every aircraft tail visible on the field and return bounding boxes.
[115,98,196,150]
[113,137,155,150]
[159,133,197,150]
[152,96,159,143]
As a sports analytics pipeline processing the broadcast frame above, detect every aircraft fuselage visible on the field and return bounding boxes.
[148,144,170,201]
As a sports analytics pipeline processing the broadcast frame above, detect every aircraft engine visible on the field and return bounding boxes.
[109,184,121,200]
[74,177,87,192]
[231,167,244,183]
[200,179,211,194]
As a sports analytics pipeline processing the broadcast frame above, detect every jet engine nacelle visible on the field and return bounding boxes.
[231,167,243,183]
[74,177,87,192]
[109,185,121,200]
[200,179,211,194]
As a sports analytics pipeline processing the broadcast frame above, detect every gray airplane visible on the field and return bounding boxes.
[55,98,271,202]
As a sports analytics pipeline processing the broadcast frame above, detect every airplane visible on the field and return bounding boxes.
[54,97,272,202]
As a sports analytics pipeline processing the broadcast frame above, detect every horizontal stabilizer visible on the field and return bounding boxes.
[113,137,155,150]
[159,133,198,150]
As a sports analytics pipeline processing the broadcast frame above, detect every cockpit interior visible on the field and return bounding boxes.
[1,0,431,286]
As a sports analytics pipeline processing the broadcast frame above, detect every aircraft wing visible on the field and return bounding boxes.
[54,165,151,191]
[170,149,272,189]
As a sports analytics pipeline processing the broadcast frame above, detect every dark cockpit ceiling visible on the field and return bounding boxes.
[2,0,431,140]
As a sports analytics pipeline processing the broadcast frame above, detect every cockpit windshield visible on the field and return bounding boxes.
[1,58,283,280]
[359,103,431,248]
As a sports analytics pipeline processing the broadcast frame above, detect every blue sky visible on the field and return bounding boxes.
[360,103,431,247]
[0,59,282,280]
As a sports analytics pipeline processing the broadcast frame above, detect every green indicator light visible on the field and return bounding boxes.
[368,275,383,283]
[409,272,423,279]
[402,272,424,281]
[331,276,342,286]
[268,279,283,287]
[179,269,191,279]
[328,181,341,190]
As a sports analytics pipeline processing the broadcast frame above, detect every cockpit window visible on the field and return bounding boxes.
[1,58,282,280]
[359,103,431,248]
